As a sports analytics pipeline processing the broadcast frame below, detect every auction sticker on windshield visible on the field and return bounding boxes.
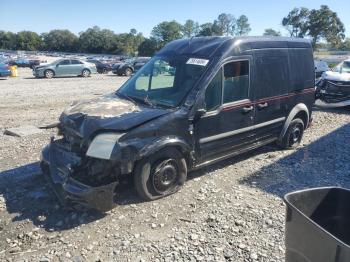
[186,58,209,66]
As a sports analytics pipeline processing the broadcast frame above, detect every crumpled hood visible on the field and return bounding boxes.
[322,71,350,82]
[60,93,171,138]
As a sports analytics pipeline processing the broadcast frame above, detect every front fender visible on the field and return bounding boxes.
[138,136,192,159]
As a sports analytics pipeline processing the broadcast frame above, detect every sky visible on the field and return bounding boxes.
[1,0,349,37]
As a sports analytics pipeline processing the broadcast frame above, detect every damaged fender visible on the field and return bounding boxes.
[138,136,192,159]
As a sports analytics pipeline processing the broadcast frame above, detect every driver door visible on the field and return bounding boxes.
[195,58,255,161]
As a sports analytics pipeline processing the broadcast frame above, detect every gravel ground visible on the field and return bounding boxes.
[0,68,349,262]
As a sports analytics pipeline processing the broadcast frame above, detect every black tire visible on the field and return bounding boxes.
[280,118,304,149]
[134,148,187,201]
[44,69,54,79]
[81,69,91,77]
[124,67,133,76]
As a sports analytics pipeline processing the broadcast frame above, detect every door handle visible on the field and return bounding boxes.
[258,102,269,109]
[242,105,253,113]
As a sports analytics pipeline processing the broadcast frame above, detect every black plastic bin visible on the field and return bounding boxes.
[284,187,350,262]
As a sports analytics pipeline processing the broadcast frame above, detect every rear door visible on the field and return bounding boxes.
[70,60,84,74]
[252,50,289,141]
[195,58,255,161]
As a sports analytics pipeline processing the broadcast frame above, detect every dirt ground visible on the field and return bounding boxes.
[0,68,350,262]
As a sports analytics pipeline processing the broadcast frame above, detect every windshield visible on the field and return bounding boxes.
[334,61,350,73]
[117,55,208,107]
[343,61,350,73]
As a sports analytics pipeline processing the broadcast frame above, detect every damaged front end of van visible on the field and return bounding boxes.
[40,93,171,211]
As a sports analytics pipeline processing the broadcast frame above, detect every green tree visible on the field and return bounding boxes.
[197,22,222,36]
[117,31,145,55]
[78,26,117,53]
[307,5,345,47]
[263,28,281,36]
[340,38,350,50]
[42,29,78,52]
[16,31,42,50]
[138,38,159,56]
[129,28,137,36]
[0,31,17,50]
[151,20,183,47]
[282,7,309,37]
[182,19,200,38]
[235,15,251,36]
[213,13,235,36]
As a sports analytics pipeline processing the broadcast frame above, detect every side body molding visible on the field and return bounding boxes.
[278,103,309,142]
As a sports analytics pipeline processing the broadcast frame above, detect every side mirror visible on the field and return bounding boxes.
[56,64,59,67]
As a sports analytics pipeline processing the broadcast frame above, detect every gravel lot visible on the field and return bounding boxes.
[0,68,349,262]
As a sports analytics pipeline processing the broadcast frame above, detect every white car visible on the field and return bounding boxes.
[315,59,350,108]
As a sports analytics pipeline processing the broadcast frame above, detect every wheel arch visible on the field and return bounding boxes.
[278,103,309,142]
[138,137,192,167]
[44,68,55,76]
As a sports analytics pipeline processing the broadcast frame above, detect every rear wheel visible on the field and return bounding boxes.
[280,118,304,149]
[134,148,187,201]
[81,69,91,77]
[124,68,133,76]
[44,69,54,79]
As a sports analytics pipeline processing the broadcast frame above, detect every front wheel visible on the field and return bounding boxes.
[280,118,304,149]
[44,69,54,79]
[81,69,91,77]
[134,148,187,201]
[124,68,133,76]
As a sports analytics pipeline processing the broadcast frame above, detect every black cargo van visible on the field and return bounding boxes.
[41,36,315,211]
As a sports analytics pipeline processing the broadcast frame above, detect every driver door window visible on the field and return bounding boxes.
[58,60,70,66]
[204,60,250,111]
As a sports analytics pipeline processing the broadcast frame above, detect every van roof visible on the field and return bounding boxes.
[157,36,312,58]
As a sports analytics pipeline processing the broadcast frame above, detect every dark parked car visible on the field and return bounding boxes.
[88,60,113,74]
[0,63,11,78]
[8,58,30,67]
[8,58,40,69]
[29,59,41,69]
[112,57,151,76]
[41,37,315,211]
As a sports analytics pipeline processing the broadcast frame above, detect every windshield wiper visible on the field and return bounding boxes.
[116,91,137,105]
[143,94,157,108]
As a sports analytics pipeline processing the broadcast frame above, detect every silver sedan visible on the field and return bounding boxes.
[33,59,97,78]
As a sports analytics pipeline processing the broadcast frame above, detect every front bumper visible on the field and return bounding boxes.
[33,70,44,77]
[40,139,118,211]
